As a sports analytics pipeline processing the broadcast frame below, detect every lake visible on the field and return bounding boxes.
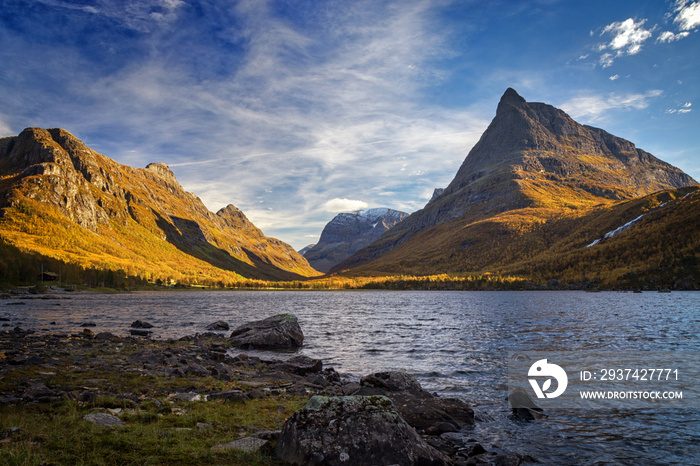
[3,290,699,464]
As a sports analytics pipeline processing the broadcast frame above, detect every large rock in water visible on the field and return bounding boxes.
[357,371,474,433]
[275,395,448,465]
[229,314,303,350]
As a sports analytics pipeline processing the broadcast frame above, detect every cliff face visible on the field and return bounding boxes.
[331,89,698,275]
[302,208,408,273]
[0,127,319,281]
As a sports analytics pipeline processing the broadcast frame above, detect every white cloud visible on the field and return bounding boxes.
[674,1,700,30]
[609,74,620,81]
[657,30,691,42]
[597,18,653,67]
[599,53,615,68]
[667,102,693,114]
[601,18,653,53]
[560,90,663,122]
[322,198,369,213]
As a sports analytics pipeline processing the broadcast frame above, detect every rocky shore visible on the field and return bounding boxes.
[0,314,537,465]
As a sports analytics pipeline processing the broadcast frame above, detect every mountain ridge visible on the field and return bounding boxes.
[0,127,320,284]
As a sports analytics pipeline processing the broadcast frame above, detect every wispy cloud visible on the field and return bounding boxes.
[666,102,693,114]
[33,0,184,32]
[656,30,690,42]
[18,0,487,247]
[560,90,663,122]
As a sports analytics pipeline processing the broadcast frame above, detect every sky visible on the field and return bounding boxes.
[1,0,698,250]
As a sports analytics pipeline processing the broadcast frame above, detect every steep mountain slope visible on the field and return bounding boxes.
[302,208,408,272]
[332,89,697,277]
[0,127,320,284]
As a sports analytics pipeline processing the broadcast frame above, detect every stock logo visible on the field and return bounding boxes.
[528,359,568,399]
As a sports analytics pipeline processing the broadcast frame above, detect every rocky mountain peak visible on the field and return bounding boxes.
[216,204,256,231]
[496,87,527,115]
[329,89,698,275]
[145,162,176,182]
[303,207,408,273]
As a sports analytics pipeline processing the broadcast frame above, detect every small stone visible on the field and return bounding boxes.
[22,383,59,402]
[466,443,487,457]
[211,436,270,454]
[83,413,126,427]
[196,422,213,431]
[208,390,246,403]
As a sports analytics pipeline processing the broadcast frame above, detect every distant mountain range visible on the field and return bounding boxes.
[1,88,697,289]
[301,208,408,272]
[331,89,699,289]
[0,128,320,286]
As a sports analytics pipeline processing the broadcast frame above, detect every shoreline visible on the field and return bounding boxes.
[0,326,532,465]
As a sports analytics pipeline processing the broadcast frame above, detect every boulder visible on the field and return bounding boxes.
[130,320,153,329]
[229,314,303,350]
[508,386,547,420]
[183,362,210,377]
[273,355,323,375]
[22,383,60,402]
[357,371,474,432]
[206,320,230,331]
[275,395,448,465]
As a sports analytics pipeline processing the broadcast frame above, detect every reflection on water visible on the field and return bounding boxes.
[2,290,699,464]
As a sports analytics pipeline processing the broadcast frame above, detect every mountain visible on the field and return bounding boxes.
[302,208,408,272]
[0,127,320,285]
[298,244,316,257]
[331,89,698,284]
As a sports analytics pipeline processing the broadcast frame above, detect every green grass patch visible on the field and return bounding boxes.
[0,395,308,465]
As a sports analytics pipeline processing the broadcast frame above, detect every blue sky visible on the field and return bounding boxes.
[1,0,698,250]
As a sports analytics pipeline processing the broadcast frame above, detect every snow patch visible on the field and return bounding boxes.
[586,203,667,247]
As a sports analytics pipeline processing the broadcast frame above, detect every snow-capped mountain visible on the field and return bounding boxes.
[301,208,408,273]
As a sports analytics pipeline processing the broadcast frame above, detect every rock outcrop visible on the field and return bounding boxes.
[302,208,408,272]
[275,395,449,465]
[0,127,320,282]
[229,314,304,350]
[357,371,474,433]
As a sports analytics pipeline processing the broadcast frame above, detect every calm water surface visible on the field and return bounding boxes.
[3,290,699,464]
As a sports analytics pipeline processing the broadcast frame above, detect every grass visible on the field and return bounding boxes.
[0,333,310,465]
[0,396,307,465]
